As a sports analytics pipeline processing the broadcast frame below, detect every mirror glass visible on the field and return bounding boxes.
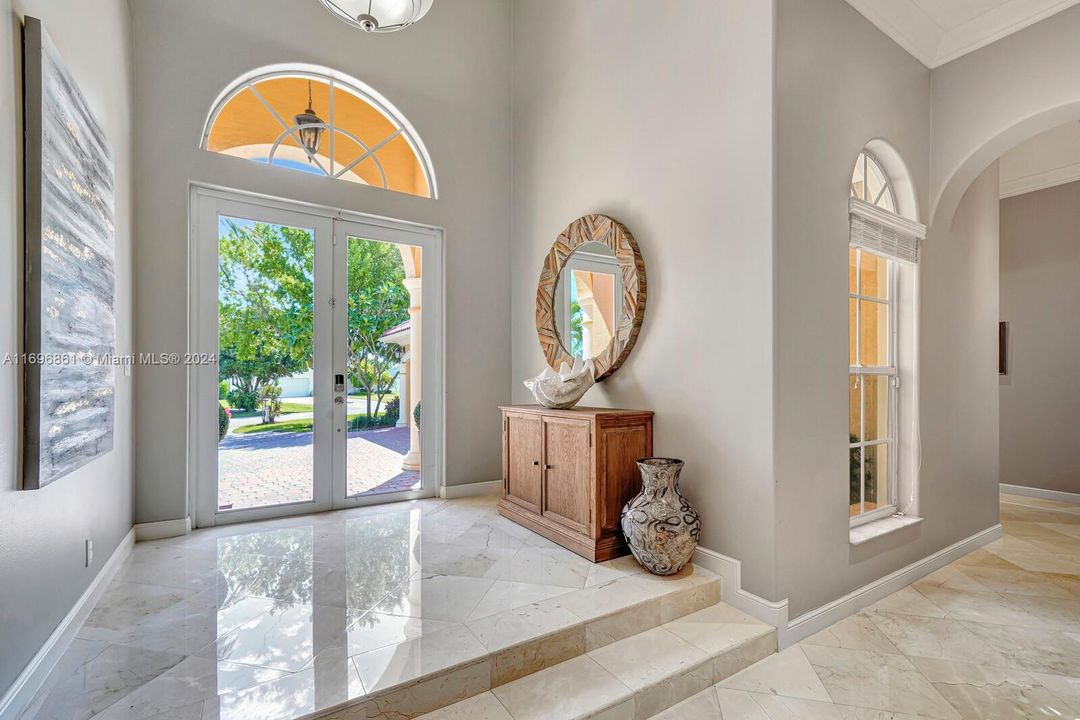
[554,241,622,361]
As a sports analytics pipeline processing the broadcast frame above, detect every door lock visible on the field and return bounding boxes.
[334,396,345,405]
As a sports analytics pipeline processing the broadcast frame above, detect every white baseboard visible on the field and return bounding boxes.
[0,528,135,720]
[697,523,1002,649]
[1000,483,1080,505]
[134,516,191,541]
[693,546,790,629]
[438,480,502,499]
[782,523,1002,647]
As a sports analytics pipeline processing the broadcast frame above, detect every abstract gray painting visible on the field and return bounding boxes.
[23,17,116,489]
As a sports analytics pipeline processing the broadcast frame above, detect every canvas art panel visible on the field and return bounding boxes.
[23,16,116,489]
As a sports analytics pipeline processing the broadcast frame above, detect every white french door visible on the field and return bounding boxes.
[190,188,442,527]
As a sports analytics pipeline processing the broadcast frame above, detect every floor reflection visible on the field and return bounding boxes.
[24,494,609,720]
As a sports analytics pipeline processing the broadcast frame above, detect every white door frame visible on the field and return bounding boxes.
[188,184,445,528]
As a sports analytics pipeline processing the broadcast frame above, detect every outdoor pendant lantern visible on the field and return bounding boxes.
[294,80,325,161]
[317,0,434,33]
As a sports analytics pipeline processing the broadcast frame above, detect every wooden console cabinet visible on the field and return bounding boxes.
[498,405,654,562]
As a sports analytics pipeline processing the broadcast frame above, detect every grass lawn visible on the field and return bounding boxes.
[234,412,396,435]
[348,392,399,404]
[221,400,313,419]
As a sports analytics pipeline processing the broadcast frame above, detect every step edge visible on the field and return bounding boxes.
[311,572,725,719]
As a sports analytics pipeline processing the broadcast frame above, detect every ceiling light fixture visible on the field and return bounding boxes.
[294,80,325,160]
[318,0,434,33]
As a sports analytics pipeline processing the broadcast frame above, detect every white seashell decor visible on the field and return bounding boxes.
[523,357,595,409]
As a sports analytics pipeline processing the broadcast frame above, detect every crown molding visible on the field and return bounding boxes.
[845,0,1080,68]
[1000,160,1080,198]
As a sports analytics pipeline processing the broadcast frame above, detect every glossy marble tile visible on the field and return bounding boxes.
[349,623,487,693]
[210,601,349,672]
[662,603,775,658]
[910,656,1076,720]
[374,572,495,623]
[803,612,900,654]
[488,545,594,589]
[862,609,1010,667]
[747,691,853,719]
[466,580,577,622]
[650,686,723,720]
[959,620,1080,676]
[414,692,513,720]
[718,645,832,702]
[28,642,187,720]
[865,587,947,619]
[800,645,960,720]
[364,659,489,720]
[1026,671,1080,715]
[912,584,1050,628]
[466,597,582,653]
[589,627,712,719]
[344,612,456,656]
[28,489,1080,720]
[491,655,633,720]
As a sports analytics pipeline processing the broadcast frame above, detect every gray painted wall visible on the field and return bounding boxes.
[0,0,134,693]
[129,0,512,523]
[931,5,1080,230]
[773,0,999,615]
[510,0,778,597]
[1000,181,1080,495]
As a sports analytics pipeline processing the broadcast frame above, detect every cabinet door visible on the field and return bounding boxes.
[542,416,592,535]
[505,413,542,514]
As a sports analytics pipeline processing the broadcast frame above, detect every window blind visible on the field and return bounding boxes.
[849,197,925,264]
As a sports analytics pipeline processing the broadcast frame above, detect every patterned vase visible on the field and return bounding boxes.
[621,458,701,575]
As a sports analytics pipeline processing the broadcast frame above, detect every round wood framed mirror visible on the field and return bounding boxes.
[535,214,647,381]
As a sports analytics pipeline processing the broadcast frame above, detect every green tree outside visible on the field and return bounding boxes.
[217,220,408,424]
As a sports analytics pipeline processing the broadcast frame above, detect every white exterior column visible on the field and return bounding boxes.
[396,355,409,428]
[402,277,422,471]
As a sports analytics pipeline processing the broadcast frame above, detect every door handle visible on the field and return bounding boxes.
[334,396,345,405]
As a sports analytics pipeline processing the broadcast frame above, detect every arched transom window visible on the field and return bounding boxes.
[850,151,896,214]
[201,65,437,198]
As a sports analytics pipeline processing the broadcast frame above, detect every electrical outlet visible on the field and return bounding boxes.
[85,539,93,568]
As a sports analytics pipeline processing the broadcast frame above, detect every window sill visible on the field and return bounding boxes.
[849,514,923,546]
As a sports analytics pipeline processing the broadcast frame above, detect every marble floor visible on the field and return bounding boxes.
[648,492,1080,720]
[22,490,1080,720]
[20,492,704,720]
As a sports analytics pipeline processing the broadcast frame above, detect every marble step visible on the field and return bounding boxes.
[312,564,725,720]
[413,602,777,720]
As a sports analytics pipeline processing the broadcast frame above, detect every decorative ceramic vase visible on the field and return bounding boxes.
[621,458,701,575]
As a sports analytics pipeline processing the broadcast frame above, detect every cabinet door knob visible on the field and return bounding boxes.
[545,464,553,470]
[533,461,540,466]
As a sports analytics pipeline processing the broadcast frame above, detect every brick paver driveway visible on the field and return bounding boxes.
[218,425,420,510]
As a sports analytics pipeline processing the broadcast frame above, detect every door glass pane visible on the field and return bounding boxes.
[862,375,889,442]
[864,443,889,512]
[859,300,889,366]
[344,235,422,498]
[218,216,315,511]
